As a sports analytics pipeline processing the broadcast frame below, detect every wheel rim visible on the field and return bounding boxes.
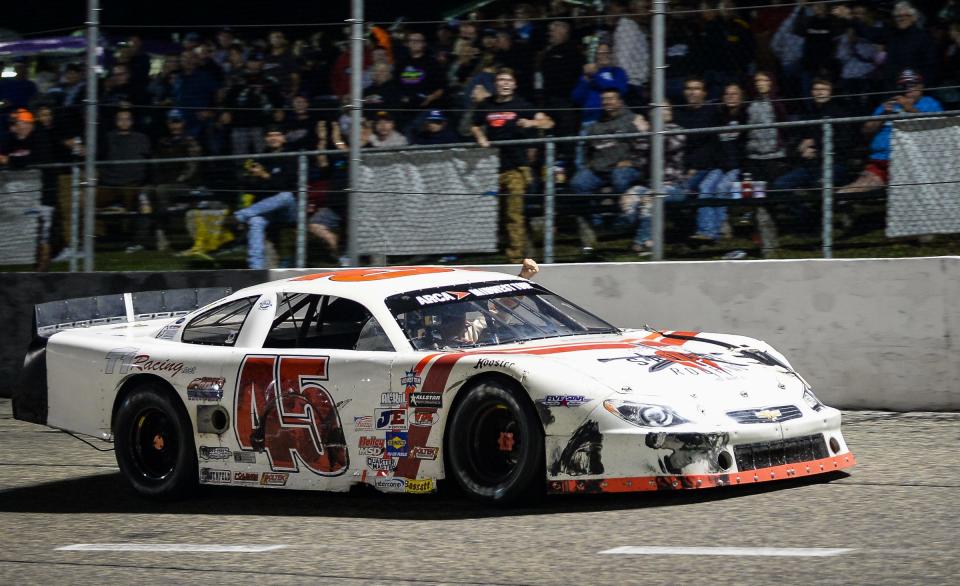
[464,402,523,486]
[129,407,178,481]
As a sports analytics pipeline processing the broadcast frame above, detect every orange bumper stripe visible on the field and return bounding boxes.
[548,453,856,494]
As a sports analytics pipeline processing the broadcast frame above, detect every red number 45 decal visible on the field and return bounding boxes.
[235,355,348,475]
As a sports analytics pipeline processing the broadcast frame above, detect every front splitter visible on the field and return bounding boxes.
[547,452,856,494]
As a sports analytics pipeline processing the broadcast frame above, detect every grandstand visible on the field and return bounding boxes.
[1,0,959,270]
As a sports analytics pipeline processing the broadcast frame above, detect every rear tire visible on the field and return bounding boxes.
[445,379,544,503]
[114,384,197,500]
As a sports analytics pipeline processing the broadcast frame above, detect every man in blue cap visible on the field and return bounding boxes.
[410,110,459,145]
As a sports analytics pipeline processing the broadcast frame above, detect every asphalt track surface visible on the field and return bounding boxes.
[1,398,957,585]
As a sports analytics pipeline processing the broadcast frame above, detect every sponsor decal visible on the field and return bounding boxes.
[401,369,421,390]
[103,348,184,376]
[233,471,259,483]
[367,457,396,472]
[187,377,226,401]
[354,415,373,430]
[260,472,289,486]
[410,408,439,427]
[474,358,516,370]
[104,348,187,377]
[199,446,231,460]
[234,451,257,464]
[415,292,458,306]
[542,395,591,407]
[597,350,749,379]
[358,436,385,456]
[258,298,274,310]
[404,478,435,494]
[188,388,222,401]
[157,324,181,340]
[374,477,406,491]
[466,281,533,297]
[200,468,231,484]
[375,408,407,431]
[410,446,439,460]
[381,391,405,407]
[409,392,442,409]
[385,432,408,457]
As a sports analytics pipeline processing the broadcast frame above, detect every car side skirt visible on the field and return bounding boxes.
[547,452,856,494]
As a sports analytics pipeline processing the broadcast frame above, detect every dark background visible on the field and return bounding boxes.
[7,0,464,37]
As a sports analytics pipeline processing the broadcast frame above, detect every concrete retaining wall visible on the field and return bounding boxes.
[521,258,960,411]
[3,258,958,410]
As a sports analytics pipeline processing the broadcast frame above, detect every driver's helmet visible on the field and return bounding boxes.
[418,303,470,348]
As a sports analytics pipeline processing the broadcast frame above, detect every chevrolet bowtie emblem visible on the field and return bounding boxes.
[755,409,782,421]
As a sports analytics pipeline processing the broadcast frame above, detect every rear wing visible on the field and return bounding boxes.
[34,287,233,337]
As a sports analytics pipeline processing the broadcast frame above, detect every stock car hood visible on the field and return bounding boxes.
[485,330,803,419]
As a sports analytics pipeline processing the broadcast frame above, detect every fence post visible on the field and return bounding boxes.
[822,122,834,259]
[346,0,364,267]
[70,165,80,273]
[544,140,556,263]
[296,154,308,268]
[650,0,667,260]
[84,0,99,272]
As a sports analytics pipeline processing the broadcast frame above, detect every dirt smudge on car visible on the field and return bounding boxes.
[645,432,729,475]
[549,420,604,476]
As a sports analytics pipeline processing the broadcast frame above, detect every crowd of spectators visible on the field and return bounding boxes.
[1,0,959,267]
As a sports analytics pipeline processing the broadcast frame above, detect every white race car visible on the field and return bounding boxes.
[13,266,855,502]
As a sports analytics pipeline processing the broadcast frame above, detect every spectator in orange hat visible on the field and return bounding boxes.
[0,109,37,168]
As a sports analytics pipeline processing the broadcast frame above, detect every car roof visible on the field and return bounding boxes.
[230,267,527,307]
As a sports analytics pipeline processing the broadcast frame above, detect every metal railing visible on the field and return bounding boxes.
[26,107,958,270]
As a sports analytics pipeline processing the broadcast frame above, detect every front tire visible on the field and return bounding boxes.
[114,384,197,499]
[445,379,544,503]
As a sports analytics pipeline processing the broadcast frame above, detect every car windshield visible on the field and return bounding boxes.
[385,280,618,351]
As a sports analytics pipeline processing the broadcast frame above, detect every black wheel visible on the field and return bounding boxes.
[445,379,544,503]
[114,384,197,499]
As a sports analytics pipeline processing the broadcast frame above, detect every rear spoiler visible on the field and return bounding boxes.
[14,287,233,426]
[34,287,233,337]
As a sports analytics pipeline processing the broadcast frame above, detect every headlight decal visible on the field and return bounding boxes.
[803,388,824,411]
[603,399,689,428]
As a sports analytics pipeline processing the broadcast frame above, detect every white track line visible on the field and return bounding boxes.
[599,546,853,557]
[57,544,287,553]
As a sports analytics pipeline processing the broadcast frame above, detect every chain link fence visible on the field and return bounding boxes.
[4,1,960,270]
[0,107,951,271]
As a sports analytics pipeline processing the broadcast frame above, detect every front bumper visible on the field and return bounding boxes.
[545,404,854,494]
[548,451,856,494]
